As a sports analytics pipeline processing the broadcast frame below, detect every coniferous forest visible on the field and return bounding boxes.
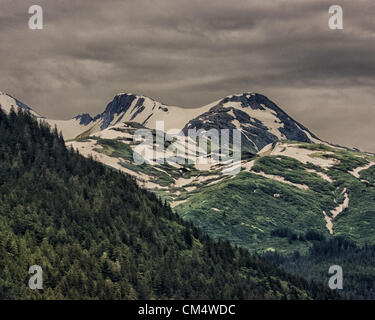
[0,108,338,300]
[264,236,375,299]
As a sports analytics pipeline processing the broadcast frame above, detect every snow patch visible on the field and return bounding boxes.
[270,142,338,168]
[250,171,309,190]
[350,162,375,178]
[305,168,333,183]
[323,188,350,234]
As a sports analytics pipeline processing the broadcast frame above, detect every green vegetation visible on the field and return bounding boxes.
[360,166,375,184]
[252,155,335,194]
[176,171,330,254]
[175,142,375,254]
[264,236,375,299]
[96,138,134,161]
[172,142,375,299]
[92,136,222,189]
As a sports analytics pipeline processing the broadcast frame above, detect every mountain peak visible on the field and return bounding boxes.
[0,91,44,118]
[99,93,161,130]
[70,93,167,131]
[114,92,160,103]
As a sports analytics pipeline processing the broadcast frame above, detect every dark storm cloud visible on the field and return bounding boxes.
[0,0,374,151]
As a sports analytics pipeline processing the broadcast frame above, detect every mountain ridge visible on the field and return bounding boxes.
[0,91,324,150]
[0,92,45,119]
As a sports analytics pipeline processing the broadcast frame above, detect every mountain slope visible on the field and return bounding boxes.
[182,93,321,152]
[0,107,338,300]
[63,128,375,254]
[175,141,375,252]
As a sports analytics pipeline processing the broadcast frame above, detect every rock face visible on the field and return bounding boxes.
[72,94,139,128]
[73,113,94,126]
[99,94,138,130]
[182,93,320,151]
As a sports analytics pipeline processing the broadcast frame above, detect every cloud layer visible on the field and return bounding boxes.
[0,0,374,151]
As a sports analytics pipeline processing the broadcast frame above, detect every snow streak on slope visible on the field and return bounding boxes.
[323,189,350,234]
[350,162,375,178]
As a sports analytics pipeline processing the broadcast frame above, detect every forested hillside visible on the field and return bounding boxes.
[0,108,337,300]
[264,236,375,299]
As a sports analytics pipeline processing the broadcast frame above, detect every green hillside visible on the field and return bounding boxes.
[175,143,375,254]
[68,124,375,255]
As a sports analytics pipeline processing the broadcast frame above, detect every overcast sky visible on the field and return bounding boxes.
[0,0,374,151]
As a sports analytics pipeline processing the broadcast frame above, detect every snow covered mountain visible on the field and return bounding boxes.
[0,90,321,150]
[182,93,321,151]
[43,92,322,150]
